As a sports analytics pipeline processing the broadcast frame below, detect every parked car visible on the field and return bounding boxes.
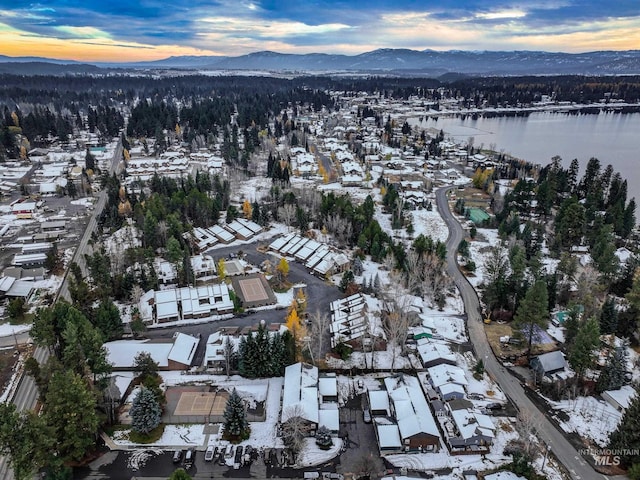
[363,409,372,423]
[224,444,234,458]
[205,446,215,462]
[184,448,195,468]
[234,446,244,469]
[172,450,183,464]
[468,393,485,400]
[485,402,504,410]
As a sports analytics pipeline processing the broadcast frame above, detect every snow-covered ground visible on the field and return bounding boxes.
[467,227,503,289]
[111,373,341,467]
[386,418,518,473]
[0,323,31,337]
[549,395,622,447]
[410,206,449,244]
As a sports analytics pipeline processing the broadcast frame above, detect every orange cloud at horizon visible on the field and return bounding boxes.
[0,28,219,63]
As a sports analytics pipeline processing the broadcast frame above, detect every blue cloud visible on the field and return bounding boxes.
[1,0,640,53]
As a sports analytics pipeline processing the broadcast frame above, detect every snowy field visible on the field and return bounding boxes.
[410,206,449,243]
[549,395,622,447]
[466,227,503,289]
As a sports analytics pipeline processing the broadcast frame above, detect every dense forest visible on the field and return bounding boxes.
[2,73,640,156]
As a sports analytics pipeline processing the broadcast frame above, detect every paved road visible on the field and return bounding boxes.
[0,139,124,480]
[57,139,123,303]
[436,186,617,480]
[144,241,342,366]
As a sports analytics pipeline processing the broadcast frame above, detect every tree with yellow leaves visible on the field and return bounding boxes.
[317,162,329,184]
[285,304,307,361]
[242,199,253,220]
[10,111,19,127]
[123,148,130,162]
[217,258,226,281]
[295,289,307,315]
[276,257,289,286]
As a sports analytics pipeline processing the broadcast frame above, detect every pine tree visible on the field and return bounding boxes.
[222,389,250,443]
[352,257,364,276]
[513,280,549,359]
[600,298,619,335]
[130,386,161,435]
[597,347,627,393]
[568,316,600,380]
[609,386,640,468]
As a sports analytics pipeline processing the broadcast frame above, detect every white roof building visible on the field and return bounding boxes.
[427,364,469,389]
[105,332,199,370]
[282,362,319,425]
[383,375,440,445]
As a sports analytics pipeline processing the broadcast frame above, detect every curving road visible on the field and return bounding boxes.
[436,186,616,480]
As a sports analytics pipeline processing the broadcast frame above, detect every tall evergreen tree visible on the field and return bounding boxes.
[597,347,627,393]
[513,280,549,360]
[44,370,99,462]
[600,298,619,335]
[222,389,250,443]
[0,404,52,480]
[568,316,600,380]
[130,386,162,435]
[609,386,640,468]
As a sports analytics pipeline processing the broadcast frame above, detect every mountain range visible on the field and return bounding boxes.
[1,49,640,76]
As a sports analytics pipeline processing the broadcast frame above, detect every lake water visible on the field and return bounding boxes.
[409,112,640,201]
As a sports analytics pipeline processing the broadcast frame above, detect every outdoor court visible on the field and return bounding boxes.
[173,390,229,416]
[232,274,276,307]
[237,277,269,303]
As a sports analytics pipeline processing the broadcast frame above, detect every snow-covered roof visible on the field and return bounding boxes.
[427,364,469,388]
[375,422,402,448]
[318,374,337,398]
[105,340,173,368]
[417,341,456,366]
[603,385,637,411]
[318,404,340,431]
[450,409,495,441]
[105,333,199,369]
[167,333,199,366]
[282,362,319,425]
[384,375,440,439]
[484,472,526,480]
[438,383,465,396]
[369,390,391,414]
[226,220,254,239]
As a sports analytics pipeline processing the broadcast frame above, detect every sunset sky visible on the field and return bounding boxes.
[1,1,639,62]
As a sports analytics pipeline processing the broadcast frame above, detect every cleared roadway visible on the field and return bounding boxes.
[0,139,123,480]
[436,186,617,480]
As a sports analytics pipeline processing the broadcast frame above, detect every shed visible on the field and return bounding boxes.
[602,385,637,413]
[374,421,403,453]
[530,351,568,377]
[369,390,391,416]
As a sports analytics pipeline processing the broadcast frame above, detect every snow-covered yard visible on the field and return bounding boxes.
[548,395,622,447]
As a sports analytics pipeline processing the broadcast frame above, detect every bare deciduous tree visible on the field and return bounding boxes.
[381,290,414,372]
[130,285,144,305]
[281,404,313,458]
[307,310,330,366]
[278,204,296,231]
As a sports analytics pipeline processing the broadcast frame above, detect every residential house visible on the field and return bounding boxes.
[383,375,441,452]
[105,332,199,371]
[530,351,569,379]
